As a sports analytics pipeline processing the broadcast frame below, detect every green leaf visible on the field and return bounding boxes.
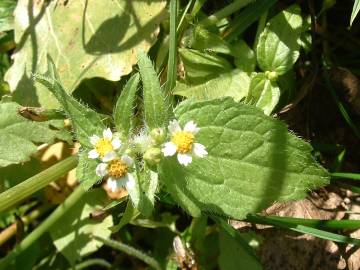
[173,69,250,102]
[0,0,16,32]
[246,73,280,115]
[350,0,360,26]
[138,169,159,217]
[35,56,105,148]
[137,51,167,129]
[49,188,113,265]
[5,0,167,108]
[76,150,101,190]
[0,100,69,167]
[219,228,262,270]
[256,4,303,75]
[234,40,256,72]
[179,48,232,84]
[113,73,140,136]
[159,98,329,219]
[190,26,236,56]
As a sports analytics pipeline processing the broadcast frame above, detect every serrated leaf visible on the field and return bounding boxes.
[256,4,303,75]
[137,51,166,129]
[173,69,250,102]
[76,150,100,190]
[35,56,104,148]
[179,48,232,84]
[246,73,280,115]
[114,73,140,136]
[159,98,329,219]
[5,0,166,108]
[49,189,113,265]
[234,40,256,73]
[0,101,69,167]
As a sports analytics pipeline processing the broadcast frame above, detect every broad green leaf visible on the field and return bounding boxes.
[114,73,140,136]
[138,169,159,217]
[0,100,69,167]
[246,73,280,115]
[76,150,100,190]
[256,4,303,75]
[351,0,360,26]
[219,229,262,270]
[5,0,167,108]
[35,56,104,148]
[189,26,236,56]
[159,98,329,219]
[0,0,16,32]
[234,40,256,72]
[49,188,113,265]
[173,69,250,102]
[179,48,232,84]
[137,51,167,129]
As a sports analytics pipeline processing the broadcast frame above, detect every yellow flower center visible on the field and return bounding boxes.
[108,159,128,178]
[171,131,194,154]
[95,138,113,158]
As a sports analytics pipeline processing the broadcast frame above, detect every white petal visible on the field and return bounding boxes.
[177,153,192,166]
[107,178,118,192]
[111,137,121,149]
[121,155,134,167]
[162,142,177,156]
[193,143,208,158]
[125,174,136,191]
[90,135,100,145]
[103,128,113,140]
[184,121,199,134]
[168,120,181,134]
[96,163,108,177]
[102,151,117,162]
[88,149,99,159]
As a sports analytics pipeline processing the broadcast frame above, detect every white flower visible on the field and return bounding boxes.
[162,120,208,166]
[88,128,121,161]
[95,154,135,193]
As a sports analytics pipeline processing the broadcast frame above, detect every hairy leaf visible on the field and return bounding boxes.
[256,5,303,75]
[234,40,256,73]
[35,56,104,148]
[0,0,16,32]
[173,70,250,102]
[5,0,166,108]
[114,73,140,136]
[159,98,329,219]
[137,51,166,129]
[76,150,100,190]
[49,189,113,265]
[0,100,69,167]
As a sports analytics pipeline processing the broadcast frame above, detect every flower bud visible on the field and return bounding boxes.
[150,128,166,145]
[143,147,162,166]
[265,70,278,81]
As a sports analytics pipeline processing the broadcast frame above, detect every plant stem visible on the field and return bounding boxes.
[200,0,254,27]
[0,155,77,212]
[331,172,360,181]
[0,204,54,246]
[93,235,163,270]
[0,187,86,268]
[165,0,178,93]
[67,259,111,270]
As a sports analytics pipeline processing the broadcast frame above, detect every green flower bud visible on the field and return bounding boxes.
[143,147,162,166]
[265,71,278,81]
[150,128,166,145]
